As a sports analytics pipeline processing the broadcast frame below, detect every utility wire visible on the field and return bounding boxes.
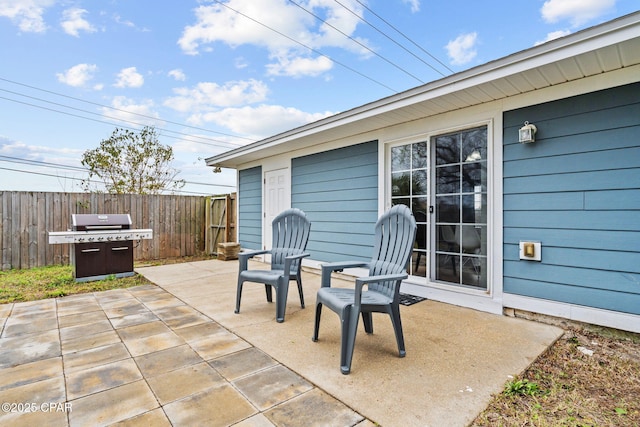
[0,155,234,188]
[0,95,237,151]
[351,0,454,74]
[0,77,255,143]
[0,155,85,172]
[288,0,424,84]
[334,0,451,77]
[0,166,235,194]
[211,0,398,93]
[0,88,243,150]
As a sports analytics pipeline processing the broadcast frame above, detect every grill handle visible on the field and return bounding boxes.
[111,247,130,251]
[81,248,101,253]
[84,225,124,230]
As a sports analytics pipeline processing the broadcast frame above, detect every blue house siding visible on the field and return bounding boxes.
[238,166,262,250]
[292,141,378,262]
[503,82,640,315]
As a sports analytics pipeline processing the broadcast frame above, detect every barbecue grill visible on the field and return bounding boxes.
[48,214,153,282]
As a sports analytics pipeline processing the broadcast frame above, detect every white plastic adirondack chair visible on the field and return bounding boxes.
[235,208,311,323]
[312,204,417,374]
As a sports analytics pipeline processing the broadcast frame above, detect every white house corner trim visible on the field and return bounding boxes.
[503,294,640,334]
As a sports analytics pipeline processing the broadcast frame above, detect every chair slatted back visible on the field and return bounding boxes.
[271,208,311,271]
[369,205,417,298]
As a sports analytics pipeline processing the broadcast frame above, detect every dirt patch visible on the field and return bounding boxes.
[471,327,640,426]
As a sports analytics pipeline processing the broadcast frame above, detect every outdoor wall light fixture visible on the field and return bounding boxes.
[519,121,537,144]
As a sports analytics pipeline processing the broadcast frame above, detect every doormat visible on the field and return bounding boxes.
[398,293,427,306]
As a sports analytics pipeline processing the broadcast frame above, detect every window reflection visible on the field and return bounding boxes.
[412,170,428,195]
[435,135,459,165]
[436,165,460,194]
[412,142,428,168]
[391,145,410,170]
[391,128,487,287]
[392,172,410,197]
[434,126,488,290]
[391,141,429,278]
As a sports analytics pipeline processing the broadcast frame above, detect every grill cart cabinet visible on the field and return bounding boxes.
[48,214,153,282]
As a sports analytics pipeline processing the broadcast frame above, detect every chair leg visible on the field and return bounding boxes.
[341,305,360,375]
[296,274,305,308]
[389,305,406,357]
[265,284,273,303]
[312,303,322,342]
[234,279,244,314]
[361,311,373,334]
[275,279,289,323]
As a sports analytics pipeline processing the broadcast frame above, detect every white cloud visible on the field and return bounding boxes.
[164,79,269,113]
[541,0,616,27]
[60,7,95,37]
[235,57,249,69]
[0,0,55,33]
[101,96,162,127]
[445,32,478,66]
[403,0,420,13]
[114,67,144,88]
[56,63,98,87]
[535,29,572,46]
[0,137,83,164]
[178,0,368,77]
[197,104,334,137]
[168,69,186,81]
[266,54,333,77]
[113,13,149,32]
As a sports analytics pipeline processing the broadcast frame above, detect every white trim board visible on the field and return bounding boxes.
[503,293,640,334]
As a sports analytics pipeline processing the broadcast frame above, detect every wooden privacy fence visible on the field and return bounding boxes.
[0,191,216,270]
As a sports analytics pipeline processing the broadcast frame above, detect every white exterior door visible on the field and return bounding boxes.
[264,168,289,250]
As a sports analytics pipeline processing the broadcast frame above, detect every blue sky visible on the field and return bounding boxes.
[0,0,637,195]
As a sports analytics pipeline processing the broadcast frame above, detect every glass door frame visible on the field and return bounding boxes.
[385,120,493,294]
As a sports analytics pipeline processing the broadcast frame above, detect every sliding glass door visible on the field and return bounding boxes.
[390,126,488,290]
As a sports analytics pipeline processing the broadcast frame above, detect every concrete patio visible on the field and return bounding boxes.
[0,259,562,426]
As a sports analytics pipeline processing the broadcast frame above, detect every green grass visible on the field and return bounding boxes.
[0,265,152,304]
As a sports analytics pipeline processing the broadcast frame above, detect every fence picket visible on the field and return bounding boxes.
[0,191,234,270]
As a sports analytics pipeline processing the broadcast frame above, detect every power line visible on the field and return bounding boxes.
[288,0,425,84]
[0,77,255,143]
[334,0,452,76]
[0,155,235,189]
[351,0,454,74]
[0,89,245,150]
[0,155,85,172]
[0,95,238,151]
[0,166,235,195]
[211,0,398,93]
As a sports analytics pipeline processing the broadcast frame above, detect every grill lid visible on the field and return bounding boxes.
[72,214,132,230]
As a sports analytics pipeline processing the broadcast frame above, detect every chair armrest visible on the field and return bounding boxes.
[320,261,370,288]
[283,252,311,276]
[353,273,408,306]
[238,249,271,271]
[239,249,270,258]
